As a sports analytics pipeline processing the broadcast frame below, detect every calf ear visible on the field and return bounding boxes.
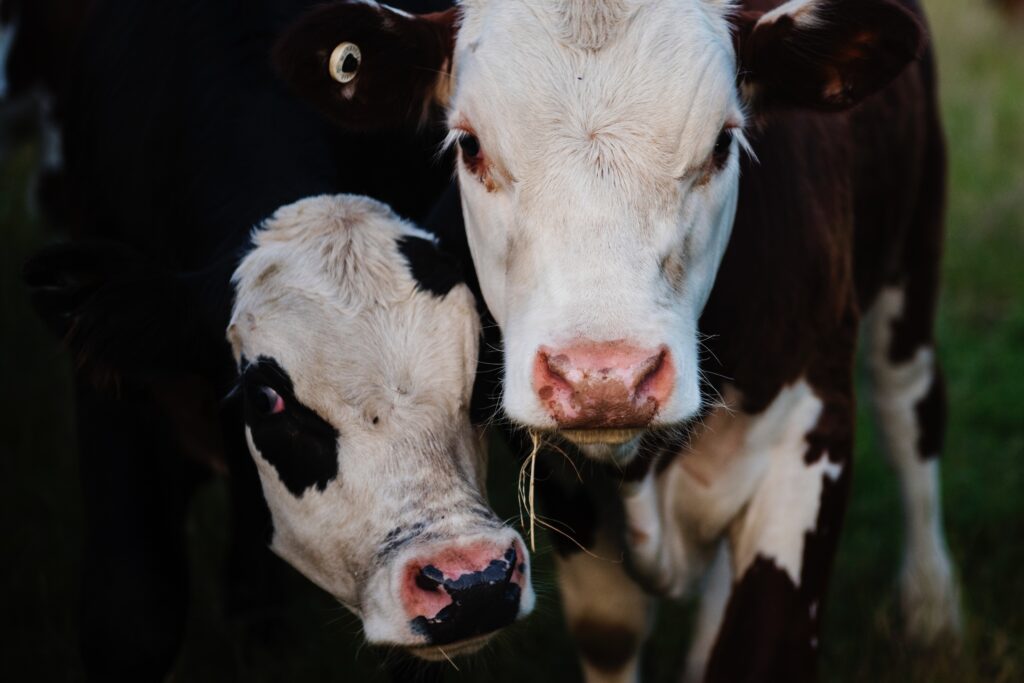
[273,1,458,131]
[735,0,924,112]
[24,242,227,387]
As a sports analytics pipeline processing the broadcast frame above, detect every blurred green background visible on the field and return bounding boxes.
[2,0,1022,680]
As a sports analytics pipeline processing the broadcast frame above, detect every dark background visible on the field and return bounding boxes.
[2,0,1022,680]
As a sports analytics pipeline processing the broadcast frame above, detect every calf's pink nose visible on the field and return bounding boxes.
[533,341,673,429]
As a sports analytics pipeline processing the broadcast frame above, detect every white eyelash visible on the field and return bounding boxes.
[441,127,464,153]
[732,127,758,164]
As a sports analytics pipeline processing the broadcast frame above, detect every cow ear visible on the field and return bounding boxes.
[24,242,228,387]
[273,1,458,131]
[735,0,924,112]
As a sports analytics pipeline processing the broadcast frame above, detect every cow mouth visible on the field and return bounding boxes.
[559,428,645,445]
[407,633,494,661]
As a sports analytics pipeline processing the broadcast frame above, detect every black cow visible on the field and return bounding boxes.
[4,0,538,679]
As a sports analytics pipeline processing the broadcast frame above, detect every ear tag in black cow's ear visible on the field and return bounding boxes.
[329,42,361,84]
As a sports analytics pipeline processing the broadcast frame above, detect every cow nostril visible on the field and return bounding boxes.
[541,351,574,387]
[545,352,570,378]
[634,349,668,394]
[415,565,444,592]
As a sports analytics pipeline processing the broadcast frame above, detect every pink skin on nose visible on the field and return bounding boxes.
[400,540,528,620]
[533,341,674,428]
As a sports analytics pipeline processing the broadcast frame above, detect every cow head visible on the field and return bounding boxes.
[276,0,922,461]
[227,195,533,656]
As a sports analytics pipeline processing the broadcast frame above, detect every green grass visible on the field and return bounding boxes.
[2,0,1022,680]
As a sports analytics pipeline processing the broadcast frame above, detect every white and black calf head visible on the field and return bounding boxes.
[275,0,923,461]
[228,195,533,657]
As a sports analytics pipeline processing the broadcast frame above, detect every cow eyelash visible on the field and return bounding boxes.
[447,127,494,186]
[688,125,753,184]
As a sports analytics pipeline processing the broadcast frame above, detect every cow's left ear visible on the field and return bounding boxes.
[273,1,458,131]
[735,0,925,112]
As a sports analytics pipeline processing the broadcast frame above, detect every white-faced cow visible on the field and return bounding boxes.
[227,194,533,655]
[277,0,959,680]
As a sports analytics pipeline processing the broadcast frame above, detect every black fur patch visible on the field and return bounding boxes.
[241,356,340,497]
[397,235,463,297]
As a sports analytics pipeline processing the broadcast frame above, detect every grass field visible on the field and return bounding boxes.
[1,0,1022,680]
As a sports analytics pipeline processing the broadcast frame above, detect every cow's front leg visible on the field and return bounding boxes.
[557,533,653,683]
[705,380,853,683]
[534,455,652,683]
[681,541,732,683]
[866,286,960,644]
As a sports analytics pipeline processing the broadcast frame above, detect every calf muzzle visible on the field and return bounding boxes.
[403,542,525,646]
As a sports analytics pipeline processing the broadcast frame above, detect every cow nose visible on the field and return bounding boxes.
[533,342,674,429]
[402,542,525,646]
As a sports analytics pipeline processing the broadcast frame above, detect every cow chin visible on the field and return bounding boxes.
[562,430,646,465]
[407,634,495,661]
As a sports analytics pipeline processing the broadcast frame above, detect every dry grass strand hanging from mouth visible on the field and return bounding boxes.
[516,429,622,563]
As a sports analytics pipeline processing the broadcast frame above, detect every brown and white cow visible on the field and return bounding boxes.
[276,0,959,680]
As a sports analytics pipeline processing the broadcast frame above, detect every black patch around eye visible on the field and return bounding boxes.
[241,356,340,498]
[711,129,733,170]
[397,236,464,298]
[457,133,481,158]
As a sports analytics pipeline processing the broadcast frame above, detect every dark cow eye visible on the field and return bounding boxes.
[712,128,733,168]
[458,133,481,159]
[253,385,285,416]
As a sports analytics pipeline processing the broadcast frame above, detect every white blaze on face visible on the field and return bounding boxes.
[226,195,532,648]
[448,0,745,439]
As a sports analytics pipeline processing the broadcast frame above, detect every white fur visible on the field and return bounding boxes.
[228,194,533,648]
[730,381,839,583]
[759,0,824,29]
[682,541,732,683]
[624,380,836,599]
[449,0,744,437]
[865,286,960,643]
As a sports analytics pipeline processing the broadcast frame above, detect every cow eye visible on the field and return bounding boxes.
[458,133,481,159]
[711,128,733,168]
[252,385,285,416]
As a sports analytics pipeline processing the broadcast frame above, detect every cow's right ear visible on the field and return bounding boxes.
[24,242,230,388]
[273,2,458,131]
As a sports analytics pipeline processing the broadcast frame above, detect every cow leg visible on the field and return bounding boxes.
[865,285,960,644]
[681,541,731,683]
[557,535,653,683]
[705,377,854,683]
[76,380,198,682]
[861,112,960,644]
[525,442,651,683]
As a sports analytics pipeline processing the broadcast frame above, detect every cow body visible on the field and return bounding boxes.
[275,0,959,680]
